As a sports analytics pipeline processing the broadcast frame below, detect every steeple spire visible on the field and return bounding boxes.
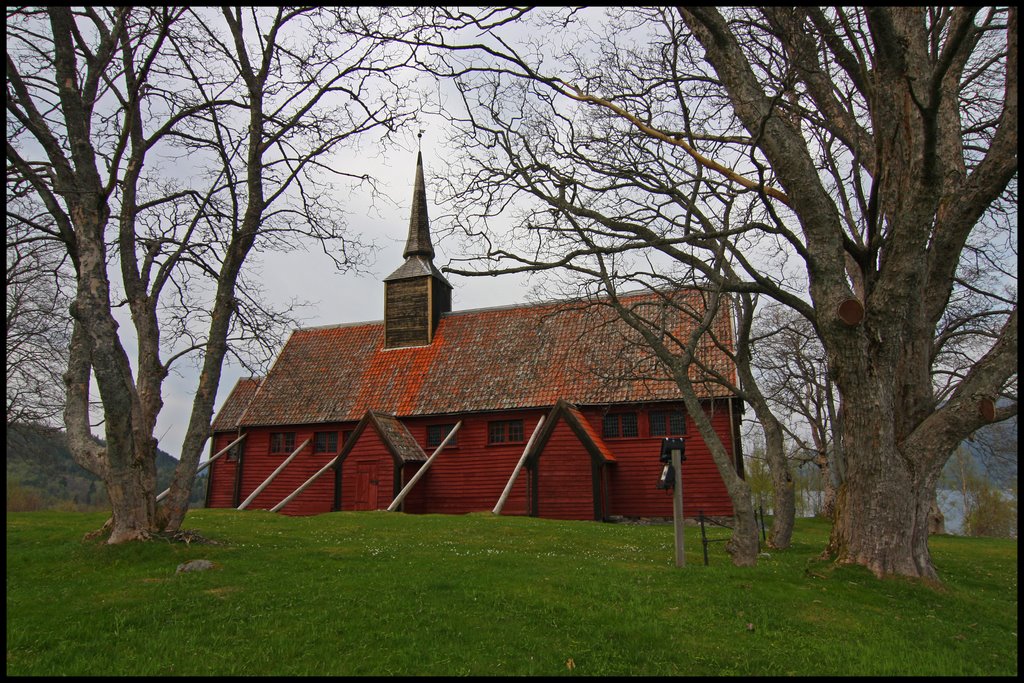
[383,149,453,349]
[403,151,433,259]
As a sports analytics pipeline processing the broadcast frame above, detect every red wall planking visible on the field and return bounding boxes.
[207,400,738,520]
[400,411,538,516]
[337,425,396,512]
[534,418,597,520]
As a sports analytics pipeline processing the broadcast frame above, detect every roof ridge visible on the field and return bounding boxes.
[288,286,708,331]
[295,319,384,332]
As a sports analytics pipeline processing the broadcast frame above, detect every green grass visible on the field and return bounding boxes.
[6,510,1018,676]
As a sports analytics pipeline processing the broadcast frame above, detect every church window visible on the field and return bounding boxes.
[602,412,638,438]
[649,410,686,436]
[426,424,458,448]
[314,431,338,454]
[489,419,524,444]
[270,431,295,454]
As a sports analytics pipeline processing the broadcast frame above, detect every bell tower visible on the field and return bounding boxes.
[383,152,453,349]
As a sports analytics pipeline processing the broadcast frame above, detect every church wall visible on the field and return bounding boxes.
[533,419,598,520]
[212,424,346,515]
[337,426,398,512]
[207,399,738,520]
[206,431,242,509]
[399,410,539,516]
[586,401,736,519]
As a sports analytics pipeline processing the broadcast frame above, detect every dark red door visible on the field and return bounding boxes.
[354,461,380,510]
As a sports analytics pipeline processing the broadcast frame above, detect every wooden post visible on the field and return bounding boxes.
[672,447,685,567]
[270,454,340,513]
[156,433,246,504]
[699,512,708,566]
[387,421,461,512]
[237,438,310,510]
[493,415,546,515]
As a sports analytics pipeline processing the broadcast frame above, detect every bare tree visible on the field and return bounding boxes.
[376,6,1016,580]
[678,6,1016,580]
[751,303,842,520]
[6,6,416,542]
[731,294,797,549]
[5,204,73,426]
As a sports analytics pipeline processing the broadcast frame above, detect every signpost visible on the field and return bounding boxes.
[659,438,687,567]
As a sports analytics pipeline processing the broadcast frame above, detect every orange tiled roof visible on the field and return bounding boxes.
[227,289,737,428]
[211,377,262,431]
[562,401,616,462]
[524,399,617,464]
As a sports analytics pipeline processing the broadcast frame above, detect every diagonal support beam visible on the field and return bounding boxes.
[237,438,310,510]
[387,421,462,511]
[156,433,246,504]
[270,454,340,513]
[493,415,546,515]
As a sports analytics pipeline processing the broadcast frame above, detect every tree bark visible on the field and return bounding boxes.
[824,374,939,580]
[762,416,795,549]
[928,494,946,535]
[66,213,159,543]
[813,453,837,520]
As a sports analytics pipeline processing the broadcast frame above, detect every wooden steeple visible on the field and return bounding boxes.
[383,152,452,349]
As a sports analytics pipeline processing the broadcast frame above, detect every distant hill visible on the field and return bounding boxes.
[6,422,207,511]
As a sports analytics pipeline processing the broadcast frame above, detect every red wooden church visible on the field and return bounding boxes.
[205,153,744,521]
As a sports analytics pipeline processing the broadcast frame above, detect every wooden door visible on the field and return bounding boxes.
[354,461,380,510]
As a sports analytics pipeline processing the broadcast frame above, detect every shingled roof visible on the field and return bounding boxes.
[525,399,616,465]
[211,377,262,431]
[341,411,428,463]
[221,289,737,429]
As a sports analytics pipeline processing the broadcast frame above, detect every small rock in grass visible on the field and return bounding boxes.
[176,559,217,574]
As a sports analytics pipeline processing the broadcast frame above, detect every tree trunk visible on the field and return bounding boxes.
[688,397,758,566]
[65,206,160,544]
[105,448,157,543]
[724,483,760,565]
[761,412,794,549]
[732,292,794,549]
[825,383,940,581]
[928,494,946,535]
[814,453,837,520]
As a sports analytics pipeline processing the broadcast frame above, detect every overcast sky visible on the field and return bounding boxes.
[154,125,532,460]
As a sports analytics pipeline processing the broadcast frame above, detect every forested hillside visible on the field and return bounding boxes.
[6,423,206,511]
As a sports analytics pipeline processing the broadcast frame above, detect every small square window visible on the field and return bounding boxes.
[488,420,524,444]
[489,421,505,444]
[314,431,338,454]
[650,410,686,437]
[426,424,458,448]
[508,420,524,442]
[602,413,638,439]
[270,431,296,454]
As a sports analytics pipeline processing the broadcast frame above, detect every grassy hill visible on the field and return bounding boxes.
[6,422,207,511]
[5,510,1017,676]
